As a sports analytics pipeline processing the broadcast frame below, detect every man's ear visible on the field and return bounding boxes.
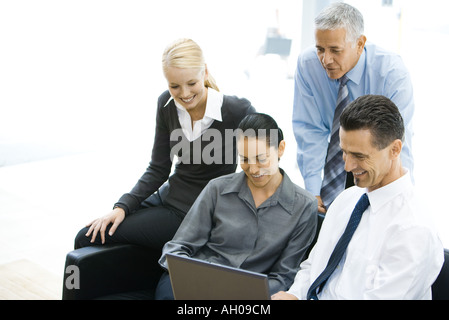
[357,35,367,54]
[390,139,403,159]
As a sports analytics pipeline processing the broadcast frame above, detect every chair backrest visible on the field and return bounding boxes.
[304,213,325,261]
[432,248,449,300]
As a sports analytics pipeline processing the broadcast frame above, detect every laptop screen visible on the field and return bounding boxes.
[166,253,270,300]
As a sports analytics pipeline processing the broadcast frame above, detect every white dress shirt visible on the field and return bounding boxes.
[165,88,223,142]
[287,170,444,300]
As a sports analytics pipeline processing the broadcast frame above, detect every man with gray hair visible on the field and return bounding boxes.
[292,2,414,213]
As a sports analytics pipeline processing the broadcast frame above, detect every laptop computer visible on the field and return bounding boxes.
[165,253,270,300]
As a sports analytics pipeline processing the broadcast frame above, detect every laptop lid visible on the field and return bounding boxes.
[166,253,270,300]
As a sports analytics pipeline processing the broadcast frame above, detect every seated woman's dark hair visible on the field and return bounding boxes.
[237,113,284,149]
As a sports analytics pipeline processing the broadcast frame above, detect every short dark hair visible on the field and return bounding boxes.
[340,95,404,150]
[237,113,284,149]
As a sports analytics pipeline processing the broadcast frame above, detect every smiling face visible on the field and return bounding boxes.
[164,66,208,111]
[340,128,403,192]
[315,28,366,80]
[238,136,285,190]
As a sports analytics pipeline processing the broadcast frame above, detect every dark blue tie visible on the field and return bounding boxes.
[320,75,350,209]
[307,193,370,300]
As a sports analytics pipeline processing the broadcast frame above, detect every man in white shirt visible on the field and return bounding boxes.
[272,95,444,300]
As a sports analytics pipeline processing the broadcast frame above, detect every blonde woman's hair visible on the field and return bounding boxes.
[162,38,219,92]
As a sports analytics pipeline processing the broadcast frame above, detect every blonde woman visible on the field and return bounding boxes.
[75,39,256,250]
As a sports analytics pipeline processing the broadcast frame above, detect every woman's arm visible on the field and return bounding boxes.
[158,180,218,268]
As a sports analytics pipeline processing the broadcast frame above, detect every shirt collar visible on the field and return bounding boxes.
[271,170,296,214]
[221,169,296,215]
[345,46,366,86]
[366,169,413,214]
[203,88,223,122]
[164,88,223,122]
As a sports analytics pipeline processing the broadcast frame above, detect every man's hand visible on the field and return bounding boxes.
[271,291,299,300]
[316,195,327,214]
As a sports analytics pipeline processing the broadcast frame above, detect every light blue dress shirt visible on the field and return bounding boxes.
[293,42,415,196]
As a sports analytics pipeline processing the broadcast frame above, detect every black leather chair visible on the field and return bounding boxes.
[304,213,325,260]
[62,244,163,300]
[431,248,449,300]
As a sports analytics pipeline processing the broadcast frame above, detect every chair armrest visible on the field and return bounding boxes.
[62,244,163,300]
[432,248,449,300]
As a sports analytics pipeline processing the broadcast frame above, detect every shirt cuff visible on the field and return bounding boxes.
[113,203,130,216]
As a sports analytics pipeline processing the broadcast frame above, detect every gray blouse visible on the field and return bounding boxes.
[159,169,318,294]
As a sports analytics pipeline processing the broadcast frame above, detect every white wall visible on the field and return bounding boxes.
[1,0,448,246]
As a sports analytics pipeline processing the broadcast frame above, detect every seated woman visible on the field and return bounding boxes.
[156,113,318,299]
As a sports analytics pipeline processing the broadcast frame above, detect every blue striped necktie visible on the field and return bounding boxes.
[307,193,370,300]
[320,75,350,209]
